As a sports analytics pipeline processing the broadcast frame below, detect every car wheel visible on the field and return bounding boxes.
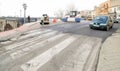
[90,26,92,29]
[111,26,113,29]
[40,22,42,25]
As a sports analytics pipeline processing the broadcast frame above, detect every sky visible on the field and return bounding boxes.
[0,0,106,17]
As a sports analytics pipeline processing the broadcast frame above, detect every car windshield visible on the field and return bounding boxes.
[92,16,108,23]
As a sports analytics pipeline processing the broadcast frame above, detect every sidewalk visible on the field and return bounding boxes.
[0,22,41,41]
[97,28,120,71]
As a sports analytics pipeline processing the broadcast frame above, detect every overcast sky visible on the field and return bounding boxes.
[0,0,106,17]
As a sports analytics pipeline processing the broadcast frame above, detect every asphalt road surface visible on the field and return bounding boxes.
[0,21,120,71]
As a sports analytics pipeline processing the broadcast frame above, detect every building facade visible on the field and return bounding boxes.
[80,10,92,20]
[94,0,110,16]
[91,10,96,19]
[110,0,120,19]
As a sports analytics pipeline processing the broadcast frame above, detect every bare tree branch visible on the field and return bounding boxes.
[54,9,64,18]
[65,4,77,14]
[54,4,77,18]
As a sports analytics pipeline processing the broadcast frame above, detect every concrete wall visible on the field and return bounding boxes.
[0,18,19,32]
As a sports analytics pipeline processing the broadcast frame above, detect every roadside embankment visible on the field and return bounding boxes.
[0,22,40,42]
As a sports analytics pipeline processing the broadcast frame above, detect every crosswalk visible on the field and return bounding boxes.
[0,29,102,71]
[5,30,58,50]
[21,36,76,71]
[10,33,66,60]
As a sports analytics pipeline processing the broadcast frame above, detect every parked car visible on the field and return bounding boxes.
[87,16,92,21]
[40,14,49,25]
[89,15,114,31]
[114,19,119,23]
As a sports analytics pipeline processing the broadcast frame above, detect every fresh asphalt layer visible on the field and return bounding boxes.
[41,21,120,42]
[0,21,120,71]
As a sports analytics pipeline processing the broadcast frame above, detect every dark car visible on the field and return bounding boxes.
[114,19,119,23]
[89,15,114,31]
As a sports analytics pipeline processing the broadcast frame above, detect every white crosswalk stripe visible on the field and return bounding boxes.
[21,36,77,71]
[18,30,53,39]
[4,30,58,50]
[10,33,66,60]
[59,38,95,71]
[18,29,52,40]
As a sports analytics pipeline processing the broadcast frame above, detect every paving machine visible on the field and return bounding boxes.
[62,11,81,22]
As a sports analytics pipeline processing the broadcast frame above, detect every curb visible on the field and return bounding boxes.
[96,28,120,71]
[83,38,102,71]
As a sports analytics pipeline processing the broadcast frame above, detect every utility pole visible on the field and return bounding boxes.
[20,9,21,18]
[23,3,27,24]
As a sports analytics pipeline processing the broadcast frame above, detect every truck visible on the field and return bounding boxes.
[40,14,49,25]
[62,11,81,22]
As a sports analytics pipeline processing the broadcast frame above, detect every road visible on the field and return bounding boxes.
[0,21,120,71]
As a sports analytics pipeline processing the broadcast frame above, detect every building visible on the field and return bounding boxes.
[80,10,92,20]
[94,0,120,19]
[94,0,110,16]
[110,0,120,19]
[91,10,96,19]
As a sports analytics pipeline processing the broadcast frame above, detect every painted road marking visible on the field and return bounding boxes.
[21,36,76,71]
[25,29,42,34]
[59,38,96,71]
[5,30,58,50]
[18,29,52,40]
[10,33,66,60]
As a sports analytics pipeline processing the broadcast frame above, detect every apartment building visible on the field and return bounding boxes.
[94,0,110,16]
[80,10,92,19]
[110,0,120,19]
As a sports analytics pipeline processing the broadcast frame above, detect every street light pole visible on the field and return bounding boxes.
[20,10,21,18]
[23,3,27,24]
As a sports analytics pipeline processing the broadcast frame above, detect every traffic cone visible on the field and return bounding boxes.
[53,19,57,23]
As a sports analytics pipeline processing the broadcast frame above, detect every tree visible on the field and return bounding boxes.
[65,4,77,14]
[54,4,77,18]
[54,9,64,18]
